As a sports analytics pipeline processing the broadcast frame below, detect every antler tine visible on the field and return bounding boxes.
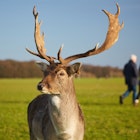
[59,4,124,65]
[26,48,44,59]
[115,3,120,16]
[57,44,65,63]
[26,6,55,64]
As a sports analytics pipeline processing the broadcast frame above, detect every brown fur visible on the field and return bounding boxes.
[27,63,85,140]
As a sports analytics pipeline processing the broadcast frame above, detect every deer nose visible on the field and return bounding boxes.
[37,82,44,91]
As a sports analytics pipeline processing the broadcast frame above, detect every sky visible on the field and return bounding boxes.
[0,0,140,68]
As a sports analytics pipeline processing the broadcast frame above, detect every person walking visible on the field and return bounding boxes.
[120,54,138,105]
[136,66,140,99]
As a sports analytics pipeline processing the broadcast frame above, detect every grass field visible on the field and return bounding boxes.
[0,78,140,140]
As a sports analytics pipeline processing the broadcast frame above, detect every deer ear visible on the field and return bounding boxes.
[67,62,82,76]
[35,61,49,71]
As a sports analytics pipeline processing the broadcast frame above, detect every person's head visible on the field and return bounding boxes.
[130,54,137,63]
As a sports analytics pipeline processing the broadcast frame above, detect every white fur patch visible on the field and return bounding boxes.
[51,96,60,109]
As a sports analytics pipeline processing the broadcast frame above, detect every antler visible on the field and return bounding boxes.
[26,6,55,63]
[26,4,124,65]
[58,3,124,65]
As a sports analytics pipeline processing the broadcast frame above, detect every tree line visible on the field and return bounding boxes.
[0,60,123,78]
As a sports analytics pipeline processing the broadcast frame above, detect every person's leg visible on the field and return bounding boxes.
[132,85,137,104]
[122,90,131,98]
[120,90,130,104]
[136,84,140,99]
[120,85,131,104]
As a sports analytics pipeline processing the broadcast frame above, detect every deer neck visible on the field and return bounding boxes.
[49,78,78,114]
[48,78,79,137]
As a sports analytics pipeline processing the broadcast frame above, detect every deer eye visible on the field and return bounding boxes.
[59,72,65,76]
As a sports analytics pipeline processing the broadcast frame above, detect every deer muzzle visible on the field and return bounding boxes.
[37,82,44,91]
[37,82,60,95]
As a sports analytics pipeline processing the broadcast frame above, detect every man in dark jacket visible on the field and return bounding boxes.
[136,66,140,99]
[120,54,138,105]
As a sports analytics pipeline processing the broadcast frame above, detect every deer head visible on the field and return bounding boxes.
[35,61,81,94]
[27,4,124,140]
[26,4,123,94]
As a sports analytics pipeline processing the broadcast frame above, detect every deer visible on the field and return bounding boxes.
[26,3,124,140]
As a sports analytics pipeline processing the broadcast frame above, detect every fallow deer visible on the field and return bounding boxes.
[26,4,124,140]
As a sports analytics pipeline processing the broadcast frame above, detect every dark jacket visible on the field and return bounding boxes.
[123,60,138,86]
[139,66,140,86]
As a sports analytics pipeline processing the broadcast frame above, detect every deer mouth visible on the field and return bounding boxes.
[40,87,60,95]
[37,83,60,94]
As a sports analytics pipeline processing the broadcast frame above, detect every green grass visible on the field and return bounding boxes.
[0,78,140,140]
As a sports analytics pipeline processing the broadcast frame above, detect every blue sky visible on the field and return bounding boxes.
[0,0,140,68]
